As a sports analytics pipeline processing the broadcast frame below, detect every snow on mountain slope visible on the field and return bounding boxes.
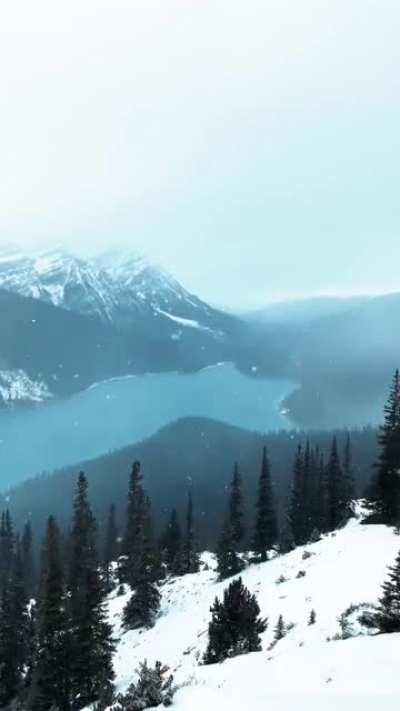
[105,514,400,711]
[0,247,226,333]
[0,369,52,404]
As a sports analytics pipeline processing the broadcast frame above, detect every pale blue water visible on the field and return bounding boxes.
[0,364,294,489]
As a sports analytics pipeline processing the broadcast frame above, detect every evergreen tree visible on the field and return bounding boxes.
[114,661,175,710]
[122,462,147,587]
[289,446,306,545]
[203,577,267,664]
[142,497,163,583]
[373,548,400,633]
[273,614,285,641]
[279,506,296,554]
[29,516,71,711]
[327,437,348,531]
[343,433,355,516]
[173,490,199,576]
[216,519,243,580]
[315,451,328,533]
[160,508,182,571]
[0,534,30,707]
[103,504,119,591]
[368,370,400,525]
[122,580,161,630]
[68,473,115,709]
[0,509,15,585]
[308,609,316,625]
[0,583,20,706]
[229,463,245,549]
[253,447,278,562]
[22,520,36,600]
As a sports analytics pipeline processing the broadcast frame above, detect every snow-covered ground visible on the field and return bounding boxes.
[106,513,400,710]
[0,369,52,404]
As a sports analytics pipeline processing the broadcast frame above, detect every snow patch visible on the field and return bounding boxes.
[104,515,400,711]
[0,369,52,404]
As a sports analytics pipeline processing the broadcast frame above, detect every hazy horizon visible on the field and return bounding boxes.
[1,1,399,307]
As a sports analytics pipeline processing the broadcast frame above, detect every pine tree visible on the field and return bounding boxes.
[142,497,163,583]
[368,370,400,525]
[279,506,296,554]
[114,661,175,710]
[22,520,35,600]
[229,463,245,549]
[343,433,355,516]
[160,508,182,571]
[103,504,119,591]
[29,516,71,711]
[203,577,267,664]
[0,532,31,708]
[327,437,348,531]
[315,451,328,533]
[0,584,20,706]
[373,548,400,633]
[273,614,286,641]
[122,580,161,630]
[253,447,278,562]
[216,519,243,580]
[173,490,199,576]
[308,609,316,625]
[0,509,15,585]
[289,446,306,545]
[122,462,147,587]
[68,472,115,709]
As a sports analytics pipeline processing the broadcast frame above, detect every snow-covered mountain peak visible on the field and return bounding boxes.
[0,246,221,330]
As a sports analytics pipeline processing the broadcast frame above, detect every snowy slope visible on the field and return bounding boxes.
[0,247,227,333]
[105,513,400,711]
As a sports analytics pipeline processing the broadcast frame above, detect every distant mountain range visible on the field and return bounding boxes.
[0,247,228,330]
[0,247,244,405]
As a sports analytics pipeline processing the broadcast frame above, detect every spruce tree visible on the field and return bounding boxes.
[253,447,277,562]
[29,516,71,711]
[0,534,30,707]
[203,577,267,664]
[229,463,245,549]
[289,446,306,545]
[122,481,162,631]
[0,583,20,706]
[103,504,119,591]
[0,509,14,585]
[122,580,161,631]
[343,433,355,516]
[216,519,243,580]
[160,508,182,571]
[22,520,36,600]
[315,451,328,533]
[373,548,400,633]
[122,462,147,587]
[327,437,348,531]
[68,472,115,709]
[368,370,400,525]
[273,614,285,641]
[173,490,199,575]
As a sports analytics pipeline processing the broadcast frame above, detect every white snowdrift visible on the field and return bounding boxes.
[105,514,400,710]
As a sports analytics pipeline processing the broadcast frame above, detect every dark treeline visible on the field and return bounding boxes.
[2,417,378,555]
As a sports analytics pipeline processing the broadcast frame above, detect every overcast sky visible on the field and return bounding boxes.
[0,1,399,307]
